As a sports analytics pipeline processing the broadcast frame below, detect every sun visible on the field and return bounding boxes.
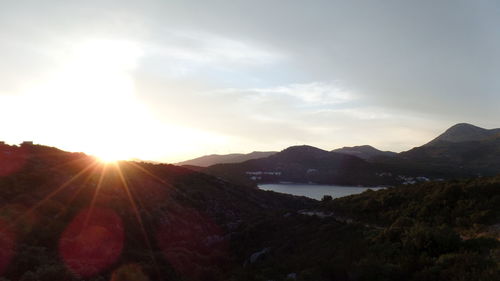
[89,142,134,163]
[4,38,229,164]
[92,150,124,163]
[96,153,123,164]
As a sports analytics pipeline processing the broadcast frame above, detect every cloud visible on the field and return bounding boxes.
[140,31,286,79]
[138,78,440,153]
[137,0,500,120]
[151,31,284,65]
[209,81,354,107]
[246,82,354,105]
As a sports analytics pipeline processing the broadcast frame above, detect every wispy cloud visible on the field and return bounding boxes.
[211,82,355,107]
[142,31,285,77]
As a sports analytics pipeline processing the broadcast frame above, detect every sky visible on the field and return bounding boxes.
[0,0,499,162]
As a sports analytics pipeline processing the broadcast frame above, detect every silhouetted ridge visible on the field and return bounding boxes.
[332,145,397,160]
[274,145,330,160]
[280,145,327,154]
[176,151,277,167]
[425,123,500,146]
[203,145,389,186]
[0,142,313,281]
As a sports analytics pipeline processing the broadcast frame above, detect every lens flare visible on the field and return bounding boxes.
[59,207,124,278]
[0,204,39,237]
[111,264,150,281]
[0,144,27,177]
[0,218,15,276]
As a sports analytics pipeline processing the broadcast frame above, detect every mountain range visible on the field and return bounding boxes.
[176,151,277,167]
[425,122,500,146]
[192,123,500,186]
[180,123,500,167]
[203,145,394,187]
[178,145,395,167]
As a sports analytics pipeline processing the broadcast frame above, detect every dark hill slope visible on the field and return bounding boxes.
[366,123,500,179]
[425,123,500,146]
[401,134,500,176]
[323,177,500,229]
[0,143,312,281]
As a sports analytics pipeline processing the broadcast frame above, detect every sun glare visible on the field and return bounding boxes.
[87,139,138,163]
[0,37,229,163]
[95,153,123,164]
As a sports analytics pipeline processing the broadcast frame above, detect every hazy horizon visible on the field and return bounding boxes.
[1,1,499,162]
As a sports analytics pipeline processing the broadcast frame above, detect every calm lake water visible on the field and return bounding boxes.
[258,183,385,200]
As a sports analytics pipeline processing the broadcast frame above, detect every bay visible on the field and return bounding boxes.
[258,183,385,200]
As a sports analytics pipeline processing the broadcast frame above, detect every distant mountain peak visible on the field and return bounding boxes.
[445,123,486,133]
[176,151,276,167]
[449,122,477,128]
[337,145,377,151]
[281,145,327,153]
[332,145,396,160]
[425,123,500,146]
[279,145,330,158]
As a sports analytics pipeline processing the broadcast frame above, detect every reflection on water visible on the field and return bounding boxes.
[258,183,385,200]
